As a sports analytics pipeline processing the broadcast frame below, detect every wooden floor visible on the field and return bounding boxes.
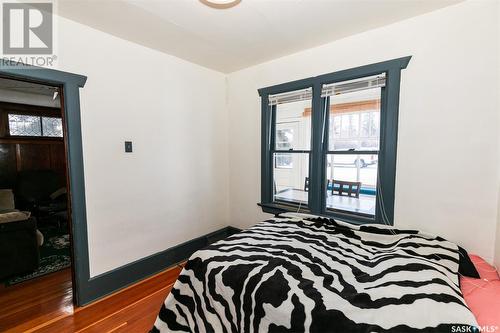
[0,264,183,332]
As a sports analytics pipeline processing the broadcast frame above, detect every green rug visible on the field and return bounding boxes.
[5,226,71,285]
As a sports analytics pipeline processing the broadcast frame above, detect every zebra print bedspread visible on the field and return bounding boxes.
[152,216,478,333]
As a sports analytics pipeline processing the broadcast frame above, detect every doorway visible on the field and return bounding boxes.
[0,77,74,293]
[0,63,89,331]
[0,63,97,310]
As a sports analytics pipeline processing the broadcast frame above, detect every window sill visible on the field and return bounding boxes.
[257,202,311,216]
[257,202,390,226]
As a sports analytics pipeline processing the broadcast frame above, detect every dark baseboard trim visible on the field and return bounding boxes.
[79,226,241,305]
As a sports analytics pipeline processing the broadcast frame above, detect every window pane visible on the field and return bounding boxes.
[276,127,294,150]
[275,153,293,169]
[325,154,377,217]
[42,117,63,137]
[328,87,381,151]
[275,95,311,151]
[332,116,341,138]
[273,153,309,205]
[8,114,41,136]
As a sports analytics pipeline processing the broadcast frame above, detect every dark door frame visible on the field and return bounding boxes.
[0,61,90,305]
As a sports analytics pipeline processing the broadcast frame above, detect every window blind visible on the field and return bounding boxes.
[321,74,386,97]
[267,74,385,106]
[268,88,312,106]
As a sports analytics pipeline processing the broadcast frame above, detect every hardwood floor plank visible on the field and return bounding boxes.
[77,284,174,333]
[0,263,183,333]
[0,269,74,332]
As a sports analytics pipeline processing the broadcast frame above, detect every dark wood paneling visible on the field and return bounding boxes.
[49,144,66,175]
[0,138,63,145]
[0,140,66,189]
[0,144,17,189]
[0,102,60,116]
[17,143,51,171]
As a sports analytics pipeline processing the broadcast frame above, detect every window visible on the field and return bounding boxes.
[325,82,382,218]
[41,117,64,137]
[8,114,63,137]
[8,114,42,136]
[271,89,311,206]
[259,57,411,225]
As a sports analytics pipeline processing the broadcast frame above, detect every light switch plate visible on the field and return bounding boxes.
[124,141,133,153]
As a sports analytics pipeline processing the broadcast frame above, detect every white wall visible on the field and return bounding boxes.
[227,0,500,262]
[55,17,229,276]
[496,198,500,268]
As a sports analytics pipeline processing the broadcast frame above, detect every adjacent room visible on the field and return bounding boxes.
[0,78,72,285]
[0,0,499,332]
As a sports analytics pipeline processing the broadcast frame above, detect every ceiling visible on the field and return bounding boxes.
[58,0,462,73]
[0,78,57,97]
[0,78,61,107]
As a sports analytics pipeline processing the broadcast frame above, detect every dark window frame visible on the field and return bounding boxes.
[258,57,411,225]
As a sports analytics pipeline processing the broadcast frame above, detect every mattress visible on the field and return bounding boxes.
[153,216,478,332]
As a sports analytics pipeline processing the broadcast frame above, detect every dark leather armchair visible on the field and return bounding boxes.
[0,217,39,280]
[15,170,67,225]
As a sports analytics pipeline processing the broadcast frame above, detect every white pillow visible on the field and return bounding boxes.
[0,210,31,224]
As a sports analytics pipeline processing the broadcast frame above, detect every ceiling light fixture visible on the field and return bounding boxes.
[199,0,241,9]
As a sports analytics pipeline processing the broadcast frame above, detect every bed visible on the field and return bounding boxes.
[152,215,479,332]
[460,255,500,330]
